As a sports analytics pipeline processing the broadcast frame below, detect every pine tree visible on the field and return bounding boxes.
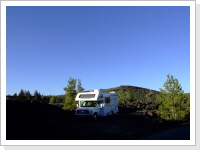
[156,74,190,121]
[63,77,77,111]
[77,79,84,92]
[17,89,25,101]
[25,90,32,101]
[34,90,41,101]
[13,93,17,97]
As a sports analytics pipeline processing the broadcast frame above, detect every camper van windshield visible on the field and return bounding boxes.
[81,101,97,107]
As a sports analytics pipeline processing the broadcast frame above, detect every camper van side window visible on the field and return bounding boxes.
[105,97,110,103]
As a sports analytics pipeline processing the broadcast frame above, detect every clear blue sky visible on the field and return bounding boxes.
[6,6,190,95]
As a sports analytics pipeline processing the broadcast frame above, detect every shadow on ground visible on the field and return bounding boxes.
[6,100,190,140]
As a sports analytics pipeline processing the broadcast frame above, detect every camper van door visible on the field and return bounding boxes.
[98,101,104,116]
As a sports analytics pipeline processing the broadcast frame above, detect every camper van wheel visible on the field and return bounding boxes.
[93,113,98,120]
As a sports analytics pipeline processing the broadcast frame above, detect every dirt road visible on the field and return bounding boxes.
[140,125,190,140]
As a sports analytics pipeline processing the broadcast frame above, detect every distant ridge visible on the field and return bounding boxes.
[103,85,159,92]
[102,85,160,103]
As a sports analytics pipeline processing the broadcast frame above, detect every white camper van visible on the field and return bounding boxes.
[75,89,118,120]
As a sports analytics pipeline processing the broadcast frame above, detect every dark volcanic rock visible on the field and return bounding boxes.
[6,100,189,140]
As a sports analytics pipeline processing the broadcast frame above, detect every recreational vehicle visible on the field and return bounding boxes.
[75,89,118,120]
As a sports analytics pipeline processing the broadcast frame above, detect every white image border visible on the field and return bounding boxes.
[1,0,196,146]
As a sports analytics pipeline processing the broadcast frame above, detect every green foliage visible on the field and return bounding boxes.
[156,74,190,121]
[77,79,85,92]
[49,96,56,104]
[13,93,17,97]
[52,95,65,103]
[145,90,157,104]
[118,90,136,107]
[63,91,77,111]
[8,89,60,104]
[17,89,25,101]
[104,85,159,103]
[64,77,77,92]
[143,90,159,114]
[25,90,31,101]
[63,77,77,111]
[33,90,41,101]
[63,77,85,110]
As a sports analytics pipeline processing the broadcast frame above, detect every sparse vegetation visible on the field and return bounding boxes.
[103,85,160,103]
[156,74,190,121]
[6,75,190,140]
[7,74,190,122]
[63,77,84,110]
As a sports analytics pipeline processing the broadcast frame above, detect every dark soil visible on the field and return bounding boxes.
[6,100,189,140]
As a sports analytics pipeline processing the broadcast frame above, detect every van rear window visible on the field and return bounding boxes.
[79,94,96,98]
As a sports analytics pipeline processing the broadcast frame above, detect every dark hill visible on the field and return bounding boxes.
[102,85,160,103]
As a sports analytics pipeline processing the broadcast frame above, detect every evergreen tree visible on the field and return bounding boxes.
[13,93,17,97]
[77,79,84,92]
[17,89,25,101]
[34,90,41,101]
[49,96,56,104]
[13,93,17,100]
[156,74,190,121]
[25,90,32,101]
[63,77,77,110]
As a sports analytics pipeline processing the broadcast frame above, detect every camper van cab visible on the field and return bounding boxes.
[75,89,118,120]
